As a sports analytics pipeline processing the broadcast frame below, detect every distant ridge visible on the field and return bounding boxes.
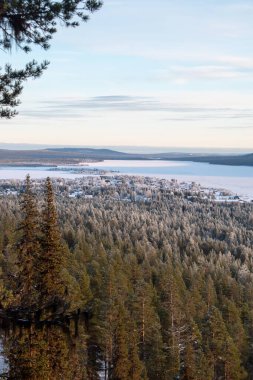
[170,153,253,166]
[0,148,252,166]
[45,148,129,155]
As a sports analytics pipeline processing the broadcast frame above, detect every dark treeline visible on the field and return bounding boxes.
[0,177,253,379]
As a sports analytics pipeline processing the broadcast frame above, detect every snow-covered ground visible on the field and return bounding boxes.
[87,160,253,201]
[0,341,8,375]
[0,160,253,201]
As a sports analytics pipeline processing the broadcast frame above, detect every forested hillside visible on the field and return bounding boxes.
[1,147,253,167]
[0,177,253,379]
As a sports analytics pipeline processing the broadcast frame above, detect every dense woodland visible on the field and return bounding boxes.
[0,176,253,379]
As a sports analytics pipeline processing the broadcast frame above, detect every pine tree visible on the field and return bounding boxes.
[204,275,217,312]
[181,321,206,380]
[113,304,131,380]
[15,174,40,309]
[5,324,87,380]
[158,263,186,379]
[0,0,103,52]
[0,62,49,119]
[0,244,14,309]
[221,296,247,356]
[128,326,146,380]
[202,307,247,380]
[0,0,102,118]
[39,177,67,311]
[130,279,165,379]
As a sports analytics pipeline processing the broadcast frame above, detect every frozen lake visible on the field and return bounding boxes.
[0,160,253,199]
[87,160,253,200]
[0,166,84,180]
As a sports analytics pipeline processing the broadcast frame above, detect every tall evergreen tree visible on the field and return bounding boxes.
[15,174,40,309]
[158,263,186,379]
[130,279,165,379]
[202,307,247,380]
[181,320,206,380]
[39,177,67,310]
[128,323,146,380]
[113,304,131,380]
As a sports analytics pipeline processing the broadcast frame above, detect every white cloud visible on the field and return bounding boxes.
[161,65,251,83]
[216,55,253,68]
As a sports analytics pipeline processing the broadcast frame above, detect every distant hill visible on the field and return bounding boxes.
[169,153,253,166]
[0,148,145,164]
[46,148,128,155]
[0,148,252,166]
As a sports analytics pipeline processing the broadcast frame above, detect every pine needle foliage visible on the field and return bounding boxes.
[0,61,49,119]
[0,0,103,52]
[0,0,102,118]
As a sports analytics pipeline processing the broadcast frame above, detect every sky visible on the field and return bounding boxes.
[2,0,253,150]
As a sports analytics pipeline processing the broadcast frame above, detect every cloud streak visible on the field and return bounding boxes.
[19,96,253,124]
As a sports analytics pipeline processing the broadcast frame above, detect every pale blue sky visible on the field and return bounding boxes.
[2,0,253,149]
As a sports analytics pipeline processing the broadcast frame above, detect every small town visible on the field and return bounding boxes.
[0,174,250,204]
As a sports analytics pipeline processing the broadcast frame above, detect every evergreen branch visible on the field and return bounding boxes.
[0,60,49,118]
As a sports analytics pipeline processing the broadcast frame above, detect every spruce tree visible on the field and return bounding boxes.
[15,174,40,310]
[39,177,66,311]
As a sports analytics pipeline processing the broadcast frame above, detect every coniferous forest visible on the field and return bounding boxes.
[0,176,253,379]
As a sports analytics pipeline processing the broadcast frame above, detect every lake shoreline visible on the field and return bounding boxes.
[0,160,252,201]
